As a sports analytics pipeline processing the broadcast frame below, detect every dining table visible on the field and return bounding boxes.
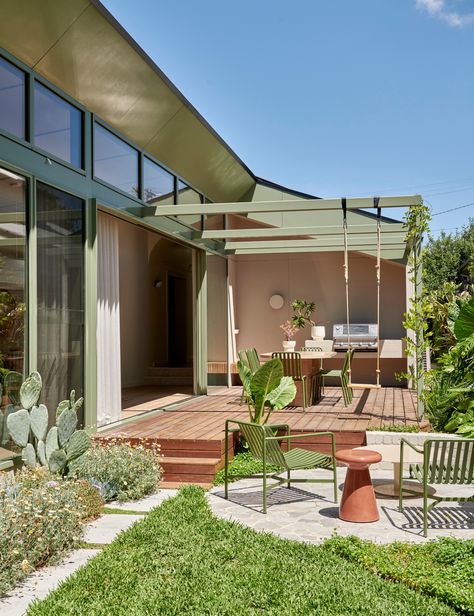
[261,350,338,405]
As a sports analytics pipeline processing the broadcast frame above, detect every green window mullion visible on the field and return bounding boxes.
[27,176,37,374]
[84,197,98,431]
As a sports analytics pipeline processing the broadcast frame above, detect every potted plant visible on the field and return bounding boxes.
[290,298,327,340]
[280,320,298,351]
[237,358,296,424]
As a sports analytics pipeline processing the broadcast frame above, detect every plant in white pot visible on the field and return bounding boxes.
[280,320,298,351]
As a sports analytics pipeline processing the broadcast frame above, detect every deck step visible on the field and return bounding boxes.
[160,481,213,489]
[160,456,223,484]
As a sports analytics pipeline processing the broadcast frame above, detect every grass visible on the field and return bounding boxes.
[366,424,421,433]
[213,451,280,486]
[101,507,146,515]
[323,535,474,614]
[28,487,458,616]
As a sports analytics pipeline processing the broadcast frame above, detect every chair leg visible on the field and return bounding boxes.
[287,468,291,489]
[302,378,307,412]
[333,466,338,503]
[262,462,267,514]
[224,428,229,500]
[423,483,428,538]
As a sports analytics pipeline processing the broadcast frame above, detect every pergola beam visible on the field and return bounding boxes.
[229,246,406,258]
[145,194,422,217]
[224,238,407,251]
[198,223,406,240]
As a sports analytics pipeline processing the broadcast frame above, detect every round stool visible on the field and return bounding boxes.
[335,449,382,523]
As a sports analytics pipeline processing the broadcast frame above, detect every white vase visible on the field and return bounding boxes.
[282,340,296,351]
[311,325,326,341]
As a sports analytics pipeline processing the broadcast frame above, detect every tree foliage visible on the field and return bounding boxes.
[423,219,474,293]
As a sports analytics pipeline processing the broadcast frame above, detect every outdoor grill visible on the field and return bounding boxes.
[333,323,378,351]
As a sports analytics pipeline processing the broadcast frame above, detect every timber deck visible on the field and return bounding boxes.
[99,386,421,488]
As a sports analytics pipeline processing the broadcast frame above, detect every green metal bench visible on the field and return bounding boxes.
[225,419,338,513]
[399,437,474,537]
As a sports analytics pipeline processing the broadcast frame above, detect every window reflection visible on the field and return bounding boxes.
[177,180,202,228]
[94,124,139,198]
[34,82,82,167]
[37,183,84,425]
[0,167,26,389]
[0,57,25,139]
[143,158,175,205]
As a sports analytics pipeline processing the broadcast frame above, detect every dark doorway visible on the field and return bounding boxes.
[168,274,188,366]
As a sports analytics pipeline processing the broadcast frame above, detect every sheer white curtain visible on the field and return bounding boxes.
[97,212,122,426]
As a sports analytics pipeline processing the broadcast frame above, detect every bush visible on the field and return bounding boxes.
[214,451,280,486]
[322,535,474,614]
[71,440,161,502]
[0,467,84,598]
[72,479,104,522]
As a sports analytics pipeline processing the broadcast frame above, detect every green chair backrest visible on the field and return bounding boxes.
[238,349,250,369]
[272,352,303,380]
[341,349,354,377]
[238,420,287,468]
[300,346,322,351]
[424,439,474,484]
[246,348,261,374]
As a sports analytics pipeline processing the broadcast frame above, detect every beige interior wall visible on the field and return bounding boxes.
[117,219,152,388]
[233,251,406,353]
[116,217,193,388]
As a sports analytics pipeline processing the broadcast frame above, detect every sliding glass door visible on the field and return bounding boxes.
[36,183,85,423]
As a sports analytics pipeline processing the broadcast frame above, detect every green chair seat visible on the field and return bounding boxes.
[322,369,342,378]
[283,448,333,470]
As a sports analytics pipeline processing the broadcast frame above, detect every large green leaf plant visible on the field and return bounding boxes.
[424,296,474,434]
[238,358,296,424]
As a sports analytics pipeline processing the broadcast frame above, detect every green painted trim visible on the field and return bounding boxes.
[27,176,36,374]
[198,223,406,240]
[224,238,407,251]
[195,249,207,395]
[84,198,98,431]
[147,195,422,217]
[230,246,407,258]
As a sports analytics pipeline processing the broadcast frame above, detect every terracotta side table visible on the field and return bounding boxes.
[335,449,382,522]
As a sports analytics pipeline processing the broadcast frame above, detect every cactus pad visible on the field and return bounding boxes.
[30,404,49,441]
[6,409,30,447]
[37,440,47,466]
[57,407,78,447]
[73,397,84,414]
[48,449,67,474]
[70,389,76,407]
[45,426,59,461]
[20,375,42,410]
[1,405,14,446]
[65,430,91,461]
[55,399,70,421]
[21,443,36,468]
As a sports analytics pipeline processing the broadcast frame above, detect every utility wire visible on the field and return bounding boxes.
[431,202,474,217]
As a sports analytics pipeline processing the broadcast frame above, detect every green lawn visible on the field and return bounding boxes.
[27,487,459,616]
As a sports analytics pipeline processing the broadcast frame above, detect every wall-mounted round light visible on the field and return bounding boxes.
[269,294,284,309]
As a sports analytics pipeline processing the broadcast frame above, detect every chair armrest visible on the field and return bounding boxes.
[400,437,423,454]
[266,431,334,442]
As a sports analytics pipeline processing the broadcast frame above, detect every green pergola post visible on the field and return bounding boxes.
[84,198,98,431]
[195,249,207,395]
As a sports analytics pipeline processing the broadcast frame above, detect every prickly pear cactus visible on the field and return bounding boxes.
[37,439,47,466]
[73,397,84,414]
[67,452,87,477]
[55,399,70,421]
[70,389,75,407]
[57,407,78,447]
[65,430,91,461]
[21,443,36,468]
[48,449,67,474]
[30,404,48,441]
[45,426,59,461]
[7,409,30,448]
[20,374,42,410]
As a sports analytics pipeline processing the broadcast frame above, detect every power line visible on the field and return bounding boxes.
[431,202,474,217]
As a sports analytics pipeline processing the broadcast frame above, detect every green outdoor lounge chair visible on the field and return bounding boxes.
[399,437,474,537]
[224,419,338,513]
[271,351,318,410]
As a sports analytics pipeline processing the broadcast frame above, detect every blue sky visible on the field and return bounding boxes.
[102,0,474,235]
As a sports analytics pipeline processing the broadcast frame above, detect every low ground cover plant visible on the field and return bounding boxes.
[70,439,160,502]
[0,467,85,597]
[28,487,457,616]
[323,535,474,614]
[213,450,280,485]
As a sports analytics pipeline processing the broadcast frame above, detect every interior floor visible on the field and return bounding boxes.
[121,385,194,420]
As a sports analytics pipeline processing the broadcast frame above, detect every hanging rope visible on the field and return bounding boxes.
[342,196,382,390]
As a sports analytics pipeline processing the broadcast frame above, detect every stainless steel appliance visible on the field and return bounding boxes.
[333,324,378,351]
